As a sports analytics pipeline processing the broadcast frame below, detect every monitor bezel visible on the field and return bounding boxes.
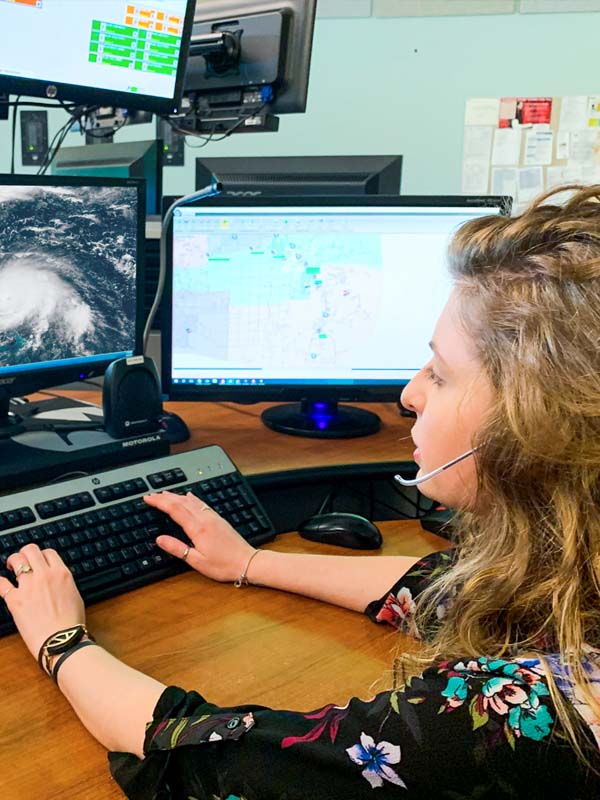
[162,194,511,404]
[0,0,196,115]
[0,173,145,396]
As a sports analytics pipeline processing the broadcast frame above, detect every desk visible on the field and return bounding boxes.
[0,399,443,800]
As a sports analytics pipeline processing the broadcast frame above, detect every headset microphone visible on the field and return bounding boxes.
[394,447,478,487]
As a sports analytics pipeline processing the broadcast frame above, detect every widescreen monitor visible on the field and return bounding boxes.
[196,156,403,197]
[0,0,195,114]
[162,195,510,438]
[0,175,145,434]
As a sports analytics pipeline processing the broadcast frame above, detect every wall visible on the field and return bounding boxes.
[1,9,599,195]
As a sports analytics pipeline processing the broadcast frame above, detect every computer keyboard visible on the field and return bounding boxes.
[0,445,275,638]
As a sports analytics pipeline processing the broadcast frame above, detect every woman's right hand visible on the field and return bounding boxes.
[144,491,256,583]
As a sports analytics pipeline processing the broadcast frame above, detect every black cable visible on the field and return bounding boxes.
[161,102,269,147]
[315,487,338,516]
[37,116,73,175]
[10,95,21,174]
[349,486,416,521]
[37,115,78,175]
[207,103,268,142]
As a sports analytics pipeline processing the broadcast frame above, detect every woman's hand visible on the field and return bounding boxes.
[0,544,85,661]
[144,491,256,583]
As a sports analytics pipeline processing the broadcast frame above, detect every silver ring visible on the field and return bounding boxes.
[182,546,190,561]
[14,563,33,578]
[1,587,14,601]
[199,504,209,512]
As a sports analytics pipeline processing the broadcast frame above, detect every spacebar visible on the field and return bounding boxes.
[78,567,124,594]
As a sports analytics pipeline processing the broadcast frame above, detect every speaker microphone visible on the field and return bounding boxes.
[102,356,163,439]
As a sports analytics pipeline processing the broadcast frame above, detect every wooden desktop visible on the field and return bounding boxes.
[0,400,448,800]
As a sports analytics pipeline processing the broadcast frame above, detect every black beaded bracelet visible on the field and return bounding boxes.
[51,640,98,685]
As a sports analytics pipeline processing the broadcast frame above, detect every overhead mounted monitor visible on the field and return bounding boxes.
[0,0,195,114]
[175,0,316,133]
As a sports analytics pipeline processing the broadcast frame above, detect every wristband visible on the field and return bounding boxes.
[234,550,261,588]
[37,625,94,677]
[51,640,98,685]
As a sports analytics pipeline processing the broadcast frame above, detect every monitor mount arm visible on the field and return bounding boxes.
[190,30,243,78]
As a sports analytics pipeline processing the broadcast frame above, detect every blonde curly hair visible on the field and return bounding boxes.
[399,185,600,768]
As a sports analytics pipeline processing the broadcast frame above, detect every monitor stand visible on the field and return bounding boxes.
[261,400,380,439]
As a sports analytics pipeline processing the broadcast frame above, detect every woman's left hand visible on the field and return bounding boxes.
[0,544,85,661]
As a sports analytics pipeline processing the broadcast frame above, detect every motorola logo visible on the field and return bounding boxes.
[0,377,16,385]
[122,434,162,448]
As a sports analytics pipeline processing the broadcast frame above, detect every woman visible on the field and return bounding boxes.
[1,185,599,799]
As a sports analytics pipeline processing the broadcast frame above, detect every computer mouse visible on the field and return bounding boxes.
[298,512,383,550]
[159,411,190,444]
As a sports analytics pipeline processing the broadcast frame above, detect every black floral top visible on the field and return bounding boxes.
[109,552,600,799]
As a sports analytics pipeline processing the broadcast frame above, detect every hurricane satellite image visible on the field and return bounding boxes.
[0,184,138,368]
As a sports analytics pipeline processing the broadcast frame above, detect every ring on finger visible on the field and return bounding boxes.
[182,546,190,561]
[199,504,210,512]
[14,563,33,578]
[1,587,14,601]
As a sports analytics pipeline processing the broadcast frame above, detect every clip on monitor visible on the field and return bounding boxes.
[0,1,195,114]
[0,174,145,438]
[162,195,510,439]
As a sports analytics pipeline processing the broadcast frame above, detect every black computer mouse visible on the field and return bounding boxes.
[159,411,190,444]
[298,512,383,550]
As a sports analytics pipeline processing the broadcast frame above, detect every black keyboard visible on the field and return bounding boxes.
[0,445,275,638]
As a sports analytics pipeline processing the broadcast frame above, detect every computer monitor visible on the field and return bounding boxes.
[162,195,510,438]
[53,139,163,216]
[176,0,316,134]
[195,156,403,197]
[0,0,195,114]
[0,174,145,436]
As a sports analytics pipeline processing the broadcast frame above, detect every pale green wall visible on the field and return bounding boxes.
[1,10,598,195]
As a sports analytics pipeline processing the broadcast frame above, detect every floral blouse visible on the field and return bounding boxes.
[109,551,600,799]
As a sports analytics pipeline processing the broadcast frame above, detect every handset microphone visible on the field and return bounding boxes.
[395,447,478,487]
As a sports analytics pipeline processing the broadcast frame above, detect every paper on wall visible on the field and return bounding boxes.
[492,128,522,165]
[491,167,518,198]
[517,167,544,203]
[559,96,588,131]
[463,126,494,160]
[570,130,597,165]
[546,166,565,190]
[461,159,490,194]
[524,129,553,165]
[465,98,500,126]
[499,97,552,128]
[562,164,584,182]
[556,131,569,161]
[587,96,600,127]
